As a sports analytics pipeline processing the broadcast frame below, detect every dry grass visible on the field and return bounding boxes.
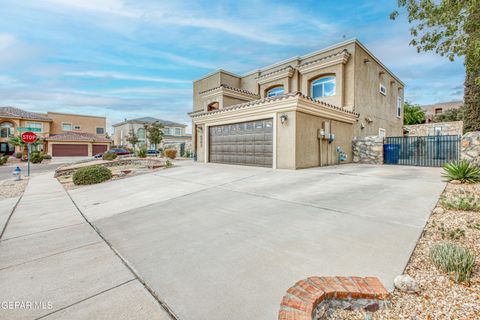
[330,182,480,320]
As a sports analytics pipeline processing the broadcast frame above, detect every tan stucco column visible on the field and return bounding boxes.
[88,143,93,156]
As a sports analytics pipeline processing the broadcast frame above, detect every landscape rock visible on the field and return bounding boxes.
[394,275,419,293]
[432,207,445,214]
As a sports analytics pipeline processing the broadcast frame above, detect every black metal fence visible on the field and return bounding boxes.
[384,135,460,167]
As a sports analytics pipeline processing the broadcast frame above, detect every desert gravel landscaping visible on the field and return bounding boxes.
[330,182,480,320]
[0,178,28,200]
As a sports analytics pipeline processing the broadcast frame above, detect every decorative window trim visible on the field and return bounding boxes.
[379,84,387,96]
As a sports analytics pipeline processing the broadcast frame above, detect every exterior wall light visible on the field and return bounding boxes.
[280,114,288,125]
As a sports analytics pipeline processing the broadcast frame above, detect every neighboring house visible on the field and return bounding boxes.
[0,107,52,155]
[189,39,404,169]
[112,117,192,154]
[422,101,463,123]
[0,107,111,156]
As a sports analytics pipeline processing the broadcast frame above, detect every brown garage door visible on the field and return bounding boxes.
[92,145,108,155]
[209,119,273,167]
[52,144,88,156]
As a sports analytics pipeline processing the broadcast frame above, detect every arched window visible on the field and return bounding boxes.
[208,102,219,112]
[266,86,284,97]
[311,76,335,99]
[0,122,14,138]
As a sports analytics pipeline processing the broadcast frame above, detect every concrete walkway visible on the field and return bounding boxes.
[0,173,172,320]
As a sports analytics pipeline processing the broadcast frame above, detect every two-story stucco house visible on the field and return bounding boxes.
[112,117,192,155]
[189,39,404,169]
[0,107,111,157]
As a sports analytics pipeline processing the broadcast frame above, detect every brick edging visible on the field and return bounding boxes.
[279,276,390,320]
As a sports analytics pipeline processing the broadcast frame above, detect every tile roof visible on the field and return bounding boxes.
[255,65,294,81]
[198,84,259,97]
[0,106,52,121]
[189,92,359,118]
[112,116,186,127]
[46,132,111,142]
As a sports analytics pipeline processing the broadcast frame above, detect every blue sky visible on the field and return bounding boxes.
[0,0,465,133]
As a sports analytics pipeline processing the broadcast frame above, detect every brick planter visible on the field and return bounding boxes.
[279,276,390,320]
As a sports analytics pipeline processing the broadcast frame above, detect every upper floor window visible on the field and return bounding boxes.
[96,127,105,135]
[379,84,387,96]
[163,128,171,135]
[0,122,14,138]
[311,76,335,99]
[62,123,72,131]
[266,86,284,97]
[27,122,43,132]
[397,97,402,118]
[137,128,145,140]
[175,128,181,135]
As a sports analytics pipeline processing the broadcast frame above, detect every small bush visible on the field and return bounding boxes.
[43,154,52,160]
[30,151,43,164]
[183,149,191,158]
[442,160,480,183]
[73,165,112,185]
[165,159,173,168]
[441,190,480,212]
[137,147,147,158]
[102,152,117,161]
[0,155,9,166]
[429,243,476,283]
[14,152,22,159]
[438,224,465,240]
[164,148,177,159]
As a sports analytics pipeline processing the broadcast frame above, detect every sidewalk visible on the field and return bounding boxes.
[0,173,172,320]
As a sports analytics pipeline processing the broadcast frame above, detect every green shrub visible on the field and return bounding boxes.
[136,147,147,158]
[72,165,112,185]
[429,243,476,283]
[102,152,117,161]
[438,224,465,240]
[14,152,22,159]
[441,190,480,212]
[183,149,191,158]
[165,159,173,168]
[442,160,480,183]
[0,155,8,166]
[30,151,43,164]
[43,154,52,160]
[164,148,177,159]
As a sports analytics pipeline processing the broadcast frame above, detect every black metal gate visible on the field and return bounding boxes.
[384,135,460,167]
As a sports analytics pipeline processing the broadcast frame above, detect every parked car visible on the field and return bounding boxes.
[147,149,160,155]
[94,148,130,158]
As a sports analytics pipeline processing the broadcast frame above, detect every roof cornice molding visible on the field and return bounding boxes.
[297,49,350,74]
[255,65,295,85]
[199,84,259,101]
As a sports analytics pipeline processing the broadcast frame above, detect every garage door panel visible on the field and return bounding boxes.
[52,144,88,156]
[209,119,273,167]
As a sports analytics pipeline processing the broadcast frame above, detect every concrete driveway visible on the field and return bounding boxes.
[68,161,445,320]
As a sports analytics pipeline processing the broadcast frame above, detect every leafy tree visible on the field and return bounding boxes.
[433,106,465,123]
[146,121,164,150]
[403,101,426,124]
[126,129,139,149]
[8,136,45,159]
[391,0,480,132]
[105,132,111,139]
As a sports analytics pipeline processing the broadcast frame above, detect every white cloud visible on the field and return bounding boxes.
[63,71,191,84]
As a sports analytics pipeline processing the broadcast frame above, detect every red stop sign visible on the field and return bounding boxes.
[21,132,37,143]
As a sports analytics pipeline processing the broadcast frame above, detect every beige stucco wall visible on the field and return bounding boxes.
[295,112,353,169]
[47,112,106,136]
[275,111,296,169]
[353,44,404,137]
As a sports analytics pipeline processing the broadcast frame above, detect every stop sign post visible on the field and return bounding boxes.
[21,132,37,176]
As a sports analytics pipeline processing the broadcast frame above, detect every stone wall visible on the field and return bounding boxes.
[352,136,383,164]
[461,131,480,165]
[404,121,463,137]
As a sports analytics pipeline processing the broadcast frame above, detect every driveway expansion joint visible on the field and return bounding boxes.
[65,191,180,320]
